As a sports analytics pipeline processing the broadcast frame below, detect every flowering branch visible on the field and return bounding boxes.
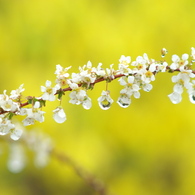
[1,48,195,140]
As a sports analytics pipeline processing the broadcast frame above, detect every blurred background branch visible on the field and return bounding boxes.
[51,149,112,195]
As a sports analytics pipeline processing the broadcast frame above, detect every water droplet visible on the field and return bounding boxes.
[161,48,168,58]
[117,96,131,108]
[99,99,112,110]
[189,95,195,104]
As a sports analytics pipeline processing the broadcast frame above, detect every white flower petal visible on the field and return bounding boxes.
[133,91,140,99]
[182,53,189,60]
[170,63,177,70]
[127,76,134,83]
[149,63,156,72]
[46,80,51,87]
[172,54,180,62]
[173,84,183,94]
[143,83,153,92]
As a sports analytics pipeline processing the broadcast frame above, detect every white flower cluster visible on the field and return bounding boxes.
[1,47,195,140]
[116,54,166,108]
[0,87,24,140]
[168,48,195,104]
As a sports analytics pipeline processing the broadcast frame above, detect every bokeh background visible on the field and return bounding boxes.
[1,0,195,194]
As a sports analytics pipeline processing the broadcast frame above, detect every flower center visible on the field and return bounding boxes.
[46,87,53,94]
[179,60,185,66]
[178,79,184,85]
[145,71,153,78]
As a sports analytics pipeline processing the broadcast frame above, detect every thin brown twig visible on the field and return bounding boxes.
[1,66,194,115]
[0,73,125,115]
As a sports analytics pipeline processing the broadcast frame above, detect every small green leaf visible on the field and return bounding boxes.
[57,89,65,100]
[8,112,15,120]
[40,100,46,107]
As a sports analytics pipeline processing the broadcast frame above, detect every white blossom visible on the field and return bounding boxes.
[0,90,9,101]
[149,63,157,72]
[0,117,15,136]
[170,54,189,71]
[10,122,24,141]
[168,71,194,103]
[71,72,81,83]
[141,70,155,83]
[10,84,25,99]
[0,99,19,112]
[95,63,106,77]
[119,55,131,65]
[69,89,92,109]
[78,61,96,84]
[69,90,86,104]
[20,106,45,126]
[68,81,79,90]
[118,76,141,98]
[80,69,96,84]
[55,65,71,86]
[0,90,20,112]
[41,80,60,101]
[131,53,150,72]
[0,117,23,140]
[157,62,168,72]
[171,71,195,94]
[118,55,132,75]
[106,64,115,80]
[55,64,71,77]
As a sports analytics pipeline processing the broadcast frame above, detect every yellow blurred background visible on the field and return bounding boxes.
[1,0,195,194]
